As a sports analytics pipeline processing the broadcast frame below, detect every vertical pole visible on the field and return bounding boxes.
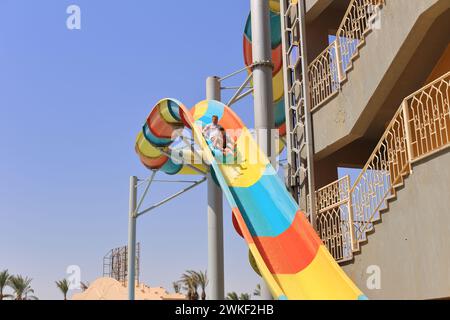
[280,0,294,181]
[206,76,225,300]
[251,0,275,164]
[335,37,345,83]
[250,0,274,300]
[346,175,357,252]
[402,100,414,171]
[298,0,317,229]
[127,176,137,300]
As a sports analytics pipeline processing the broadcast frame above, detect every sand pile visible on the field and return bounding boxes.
[72,277,186,300]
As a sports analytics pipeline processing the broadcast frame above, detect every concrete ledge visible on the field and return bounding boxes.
[306,0,334,22]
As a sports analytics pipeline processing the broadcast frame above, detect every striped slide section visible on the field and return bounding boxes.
[135,98,367,300]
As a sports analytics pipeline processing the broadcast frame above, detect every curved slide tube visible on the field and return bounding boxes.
[135,98,366,300]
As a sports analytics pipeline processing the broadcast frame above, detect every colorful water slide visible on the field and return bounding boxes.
[135,98,366,300]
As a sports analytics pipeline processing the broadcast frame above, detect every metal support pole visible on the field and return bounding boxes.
[298,0,317,229]
[206,76,224,300]
[251,0,275,165]
[137,178,207,217]
[127,176,137,300]
[250,0,274,300]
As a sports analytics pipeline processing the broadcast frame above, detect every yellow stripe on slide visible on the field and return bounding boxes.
[192,102,209,120]
[222,128,269,188]
[276,136,285,155]
[273,69,284,102]
[177,164,207,175]
[159,100,180,124]
[135,132,162,158]
[249,241,285,298]
[269,0,280,12]
[273,246,363,300]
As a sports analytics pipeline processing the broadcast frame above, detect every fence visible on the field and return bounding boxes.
[316,72,450,259]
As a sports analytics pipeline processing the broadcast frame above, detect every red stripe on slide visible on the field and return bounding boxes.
[278,122,286,136]
[220,108,245,143]
[252,211,322,274]
[147,106,176,138]
[232,213,244,238]
[243,37,253,68]
[179,107,192,129]
[243,37,282,75]
[232,208,254,244]
[135,146,168,170]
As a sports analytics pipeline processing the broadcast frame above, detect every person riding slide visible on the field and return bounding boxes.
[202,115,236,164]
[202,115,222,141]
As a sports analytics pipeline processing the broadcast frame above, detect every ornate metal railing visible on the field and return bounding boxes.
[298,0,385,110]
[315,176,355,262]
[350,107,410,244]
[404,73,450,162]
[315,72,450,259]
[336,0,385,78]
[308,42,340,111]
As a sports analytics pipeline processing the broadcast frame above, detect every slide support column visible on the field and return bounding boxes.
[250,0,275,300]
[127,176,137,300]
[206,76,225,300]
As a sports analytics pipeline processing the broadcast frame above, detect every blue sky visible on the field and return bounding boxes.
[0,0,268,299]
[0,0,362,300]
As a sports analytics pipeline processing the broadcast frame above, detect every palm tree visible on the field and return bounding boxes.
[180,270,199,300]
[9,275,37,300]
[239,293,251,300]
[172,281,181,294]
[253,284,261,297]
[226,291,251,300]
[80,281,89,292]
[226,292,239,300]
[192,271,208,300]
[55,279,70,300]
[0,270,13,300]
[180,275,193,300]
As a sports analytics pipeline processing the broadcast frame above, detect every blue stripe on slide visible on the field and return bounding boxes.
[230,165,298,237]
[274,98,286,127]
[197,100,225,125]
[167,99,182,121]
[161,158,183,175]
[143,124,172,147]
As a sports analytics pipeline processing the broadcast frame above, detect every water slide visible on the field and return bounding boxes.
[135,98,366,300]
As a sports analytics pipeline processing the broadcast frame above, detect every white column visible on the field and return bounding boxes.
[206,76,225,300]
[250,0,275,300]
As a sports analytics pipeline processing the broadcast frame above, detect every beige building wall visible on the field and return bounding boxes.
[342,149,450,300]
[311,0,450,160]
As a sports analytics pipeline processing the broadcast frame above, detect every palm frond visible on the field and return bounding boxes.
[55,278,70,300]
[9,275,35,300]
[226,292,239,300]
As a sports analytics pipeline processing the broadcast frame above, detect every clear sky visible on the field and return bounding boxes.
[0,0,363,300]
[0,0,269,300]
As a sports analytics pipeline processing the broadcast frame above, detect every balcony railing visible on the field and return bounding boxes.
[315,72,450,260]
[300,0,386,111]
[308,42,340,111]
[336,0,385,78]
[315,176,354,262]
